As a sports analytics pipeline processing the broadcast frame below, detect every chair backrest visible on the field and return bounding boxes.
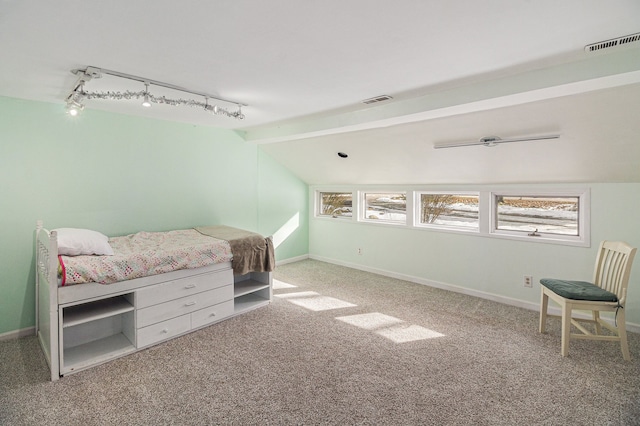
[593,241,637,303]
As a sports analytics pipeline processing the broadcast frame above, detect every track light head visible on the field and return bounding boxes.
[65,100,84,116]
[141,83,151,107]
[65,91,85,116]
[65,80,86,116]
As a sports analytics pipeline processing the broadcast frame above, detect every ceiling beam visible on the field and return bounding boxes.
[244,49,640,144]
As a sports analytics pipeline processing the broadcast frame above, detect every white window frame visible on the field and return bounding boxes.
[358,191,408,225]
[315,190,354,220]
[414,191,480,233]
[489,189,590,247]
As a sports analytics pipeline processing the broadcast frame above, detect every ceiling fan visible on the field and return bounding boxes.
[433,134,560,149]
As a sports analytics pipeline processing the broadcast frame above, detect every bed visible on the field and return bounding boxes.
[35,221,274,381]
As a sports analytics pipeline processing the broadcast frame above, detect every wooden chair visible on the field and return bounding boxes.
[539,241,637,360]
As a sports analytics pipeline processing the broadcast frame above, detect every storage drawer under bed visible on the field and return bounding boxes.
[136,268,233,309]
[136,299,234,348]
[136,315,191,348]
[137,284,233,328]
[191,299,234,329]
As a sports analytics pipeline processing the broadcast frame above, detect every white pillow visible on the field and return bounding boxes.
[53,228,114,256]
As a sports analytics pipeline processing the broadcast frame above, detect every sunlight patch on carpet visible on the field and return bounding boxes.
[376,324,445,343]
[336,312,444,343]
[335,312,403,330]
[272,279,297,290]
[275,291,357,311]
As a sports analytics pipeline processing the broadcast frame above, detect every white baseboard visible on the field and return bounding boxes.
[309,255,640,334]
[0,326,35,341]
[276,254,309,266]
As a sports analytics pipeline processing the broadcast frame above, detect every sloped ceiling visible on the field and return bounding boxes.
[259,82,640,185]
[1,1,639,184]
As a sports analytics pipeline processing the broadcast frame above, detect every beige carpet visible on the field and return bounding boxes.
[1,259,639,425]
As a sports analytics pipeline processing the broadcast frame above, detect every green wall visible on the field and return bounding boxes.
[0,96,308,336]
[309,184,640,327]
[257,150,309,259]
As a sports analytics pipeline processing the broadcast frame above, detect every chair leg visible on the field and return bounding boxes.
[561,302,571,357]
[539,289,549,333]
[618,308,631,361]
[593,310,602,335]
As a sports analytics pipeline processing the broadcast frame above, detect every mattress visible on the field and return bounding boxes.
[59,229,233,286]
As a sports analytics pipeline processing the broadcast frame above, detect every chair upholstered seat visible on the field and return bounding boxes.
[540,279,618,302]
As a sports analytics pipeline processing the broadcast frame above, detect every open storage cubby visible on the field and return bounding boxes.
[60,293,135,374]
[234,271,272,315]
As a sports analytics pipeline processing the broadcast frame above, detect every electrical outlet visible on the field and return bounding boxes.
[523,275,533,288]
[357,248,362,255]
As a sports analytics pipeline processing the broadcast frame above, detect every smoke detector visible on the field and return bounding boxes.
[585,32,640,52]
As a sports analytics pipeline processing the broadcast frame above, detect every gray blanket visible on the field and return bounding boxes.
[195,225,275,275]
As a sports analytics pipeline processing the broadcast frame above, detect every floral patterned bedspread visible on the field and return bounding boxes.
[59,229,233,285]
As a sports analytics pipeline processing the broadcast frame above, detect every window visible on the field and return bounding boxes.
[317,192,352,218]
[495,196,578,235]
[361,192,406,224]
[491,190,589,245]
[312,186,590,247]
[416,192,479,231]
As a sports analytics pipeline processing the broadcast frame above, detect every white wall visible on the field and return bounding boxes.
[309,183,640,328]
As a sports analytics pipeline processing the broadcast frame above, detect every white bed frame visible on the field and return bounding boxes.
[35,221,272,381]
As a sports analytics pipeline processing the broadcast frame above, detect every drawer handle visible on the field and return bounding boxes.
[185,301,196,307]
[161,328,169,334]
[209,312,216,317]
[184,284,196,289]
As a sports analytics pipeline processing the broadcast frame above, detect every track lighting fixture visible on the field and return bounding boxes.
[65,66,247,120]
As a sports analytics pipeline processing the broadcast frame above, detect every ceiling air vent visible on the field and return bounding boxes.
[362,95,393,105]
[585,32,640,52]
